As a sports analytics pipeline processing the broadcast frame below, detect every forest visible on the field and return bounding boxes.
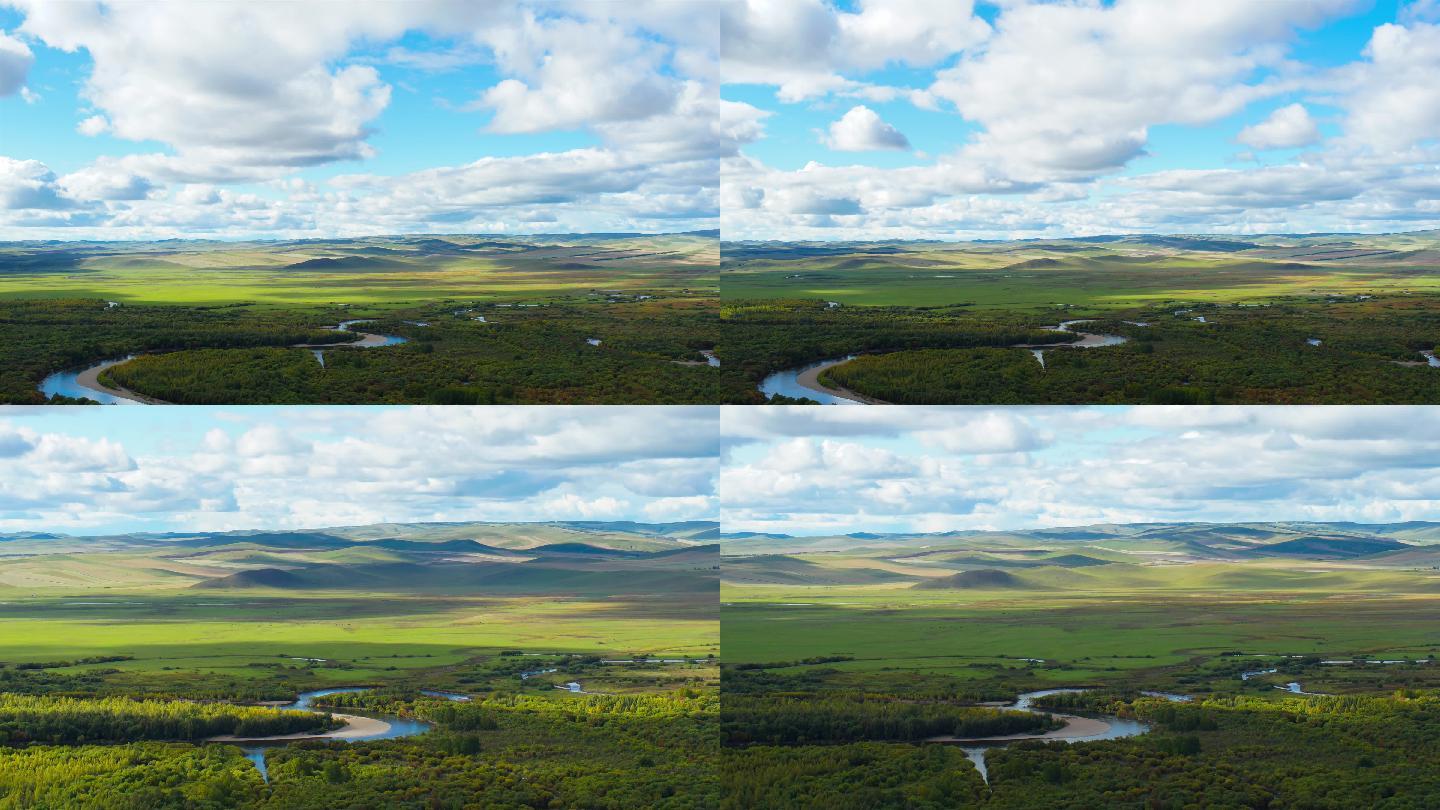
[0,690,720,809]
[820,298,1440,404]
[1,296,746,405]
[98,298,740,405]
[719,667,1440,809]
[722,743,986,810]
[729,295,1440,404]
[721,299,1077,399]
[722,693,1056,746]
[0,694,332,745]
[975,691,1440,808]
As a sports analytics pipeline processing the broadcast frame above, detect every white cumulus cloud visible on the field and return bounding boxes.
[1237,103,1321,149]
[823,105,910,151]
[0,29,32,96]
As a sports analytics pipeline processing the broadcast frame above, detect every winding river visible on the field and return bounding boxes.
[757,320,1130,403]
[39,321,408,404]
[1016,320,1129,370]
[928,688,1154,783]
[218,687,431,783]
[37,355,158,405]
[757,356,885,405]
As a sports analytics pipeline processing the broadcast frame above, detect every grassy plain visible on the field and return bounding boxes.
[721,233,1440,311]
[3,233,716,307]
[723,579,1440,687]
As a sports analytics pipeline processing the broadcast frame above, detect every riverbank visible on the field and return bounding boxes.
[926,712,1112,744]
[207,712,391,743]
[41,321,406,404]
[797,358,890,404]
[75,358,168,404]
[760,320,1129,403]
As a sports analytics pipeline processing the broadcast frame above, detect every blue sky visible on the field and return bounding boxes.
[720,0,1440,239]
[721,405,1440,534]
[8,2,1435,242]
[0,1,721,238]
[0,406,719,534]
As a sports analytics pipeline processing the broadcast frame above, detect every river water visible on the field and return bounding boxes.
[42,320,408,400]
[757,356,863,405]
[954,688,1153,783]
[239,688,431,783]
[758,319,1131,402]
[38,356,142,404]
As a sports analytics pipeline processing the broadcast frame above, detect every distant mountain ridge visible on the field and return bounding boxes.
[719,521,1440,557]
[0,521,719,595]
[0,520,720,555]
[719,521,1440,591]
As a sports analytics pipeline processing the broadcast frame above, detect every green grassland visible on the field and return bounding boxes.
[0,522,720,692]
[721,232,1440,311]
[722,579,1440,686]
[720,522,1440,807]
[721,521,1440,687]
[2,233,717,307]
[0,233,750,404]
[0,522,720,808]
[723,232,1440,404]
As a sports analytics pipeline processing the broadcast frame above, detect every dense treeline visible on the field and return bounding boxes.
[722,694,1056,746]
[978,692,1440,808]
[722,743,986,809]
[0,299,348,403]
[7,656,132,670]
[729,655,855,671]
[1,295,747,404]
[264,689,718,808]
[0,694,331,744]
[720,299,1079,397]
[719,682,1440,808]
[99,297,749,404]
[807,295,1440,403]
[320,688,717,727]
[0,743,263,809]
[721,665,1013,703]
[0,686,720,808]
[0,663,338,705]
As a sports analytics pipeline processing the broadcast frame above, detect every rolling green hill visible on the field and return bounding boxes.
[0,521,720,595]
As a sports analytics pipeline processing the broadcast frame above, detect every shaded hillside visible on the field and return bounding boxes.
[914,570,1027,589]
[718,521,1434,560]
[1244,535,1406,559]
[192,568,308,589]
[722,555,915,586]
[188,559,716,596]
